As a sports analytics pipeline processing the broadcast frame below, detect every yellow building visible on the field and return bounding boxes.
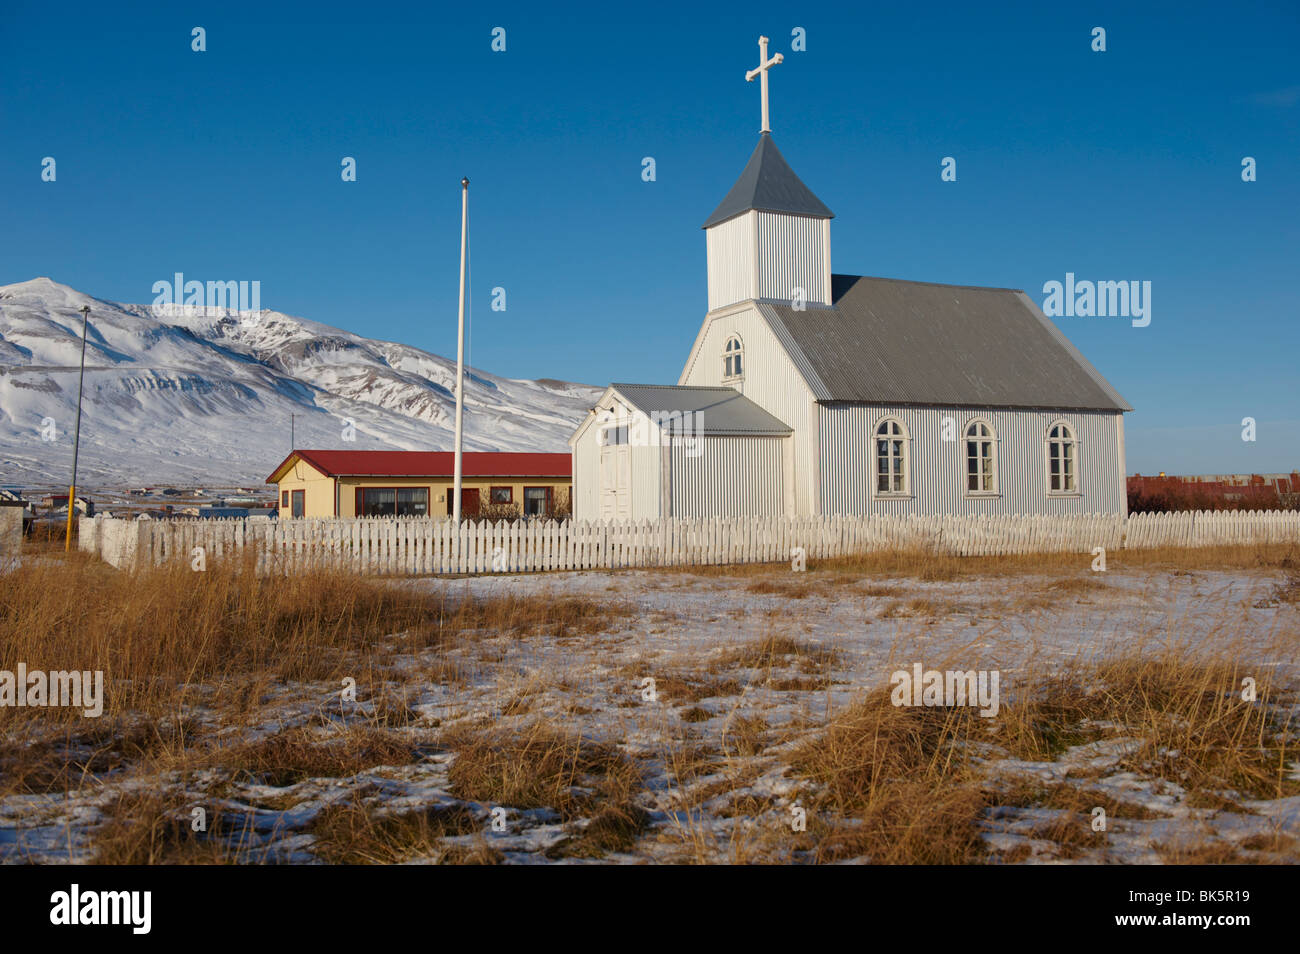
[266,450,572,519]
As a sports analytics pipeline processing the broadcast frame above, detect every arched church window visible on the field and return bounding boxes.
[1046,421,1079,494]
[723,335,744,380]
[965,420,998,494]
[875,418,910,495]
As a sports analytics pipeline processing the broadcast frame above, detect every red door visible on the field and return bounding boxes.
[461,488,480,517]
[444,487,482,517]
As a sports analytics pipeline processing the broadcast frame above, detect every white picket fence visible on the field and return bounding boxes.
[77,510,1300,575]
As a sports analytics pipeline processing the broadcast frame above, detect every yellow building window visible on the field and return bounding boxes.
[355,486,429,517]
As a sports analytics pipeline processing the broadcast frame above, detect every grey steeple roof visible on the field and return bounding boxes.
[702,133,834,229]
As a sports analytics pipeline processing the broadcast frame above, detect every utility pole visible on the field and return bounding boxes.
[64,304,90,551]
[453,176,469,523]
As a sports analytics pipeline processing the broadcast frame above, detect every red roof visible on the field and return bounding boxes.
[267,449,571,483]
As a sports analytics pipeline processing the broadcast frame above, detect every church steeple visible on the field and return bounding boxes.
[703,37,833,314]
[702,133,833,229]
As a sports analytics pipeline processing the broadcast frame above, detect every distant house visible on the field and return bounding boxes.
[39,494,93,515]
[196,506,277,520]
[265,450,572,519]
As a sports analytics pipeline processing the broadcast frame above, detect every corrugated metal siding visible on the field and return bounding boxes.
[1116,413,1129,517]
[818,405,1126,515]
[570,418,602,522]
[706,212,755,311]
[629,441,663,520]
[670,435,784,517]
[755,212,829,305]
[679,305,818,515]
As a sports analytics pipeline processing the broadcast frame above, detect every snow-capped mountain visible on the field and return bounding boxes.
[0,278,600,487]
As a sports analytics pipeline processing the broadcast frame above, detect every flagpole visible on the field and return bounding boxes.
[64,304,90,551]
[452,177,469,524]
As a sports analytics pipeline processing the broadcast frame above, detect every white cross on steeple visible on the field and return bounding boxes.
[745,35,783,134]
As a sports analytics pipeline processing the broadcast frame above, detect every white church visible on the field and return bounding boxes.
[570,37,1131,522]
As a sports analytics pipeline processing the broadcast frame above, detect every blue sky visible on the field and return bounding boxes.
[4,0,1297,474]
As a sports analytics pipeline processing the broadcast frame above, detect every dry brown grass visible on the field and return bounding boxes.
[0,556,628,732]
[5,541,1297,865]
[308,792,485,864]
[744,579,812,599]
[789,642,1299,863]
[0,716,196,795]
[1281,574,1300,604]
[1,556,426,729]
[1155,839,1246,864]
[662,543,1300,583]
[992,780,1169,859]
[880,597,974,619]
[663,739,725,792]
[90,788,269,865]
[994,652,1298,800]
[442,719,639,820]
[721,714,769,757]
[994,778,1171,820]
[714,634,838,671]
[1258,572,1300,607]
[1037,575,1111,595]
[435,592,631,640]
[790,687,990,863]
[210,725,421,787]
[1240,830,1298,855]
[857,583,905,598]
[648,672,744,704]
[552,802,652,858]
[440,718,651,858]
[0,554,633,845]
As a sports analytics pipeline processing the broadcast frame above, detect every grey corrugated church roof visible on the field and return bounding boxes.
[759,275,1132,411]
[610,384,792,434]
[702,134,834,229]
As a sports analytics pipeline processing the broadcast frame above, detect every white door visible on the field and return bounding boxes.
[600,441,630,520]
